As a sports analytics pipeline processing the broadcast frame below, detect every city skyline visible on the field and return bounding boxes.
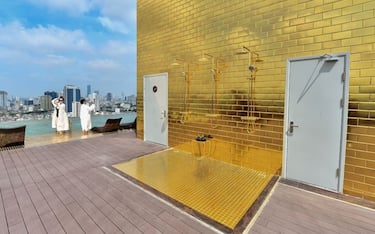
[0,0,136,98]
[1,83,120,100]
[1,83,134,102]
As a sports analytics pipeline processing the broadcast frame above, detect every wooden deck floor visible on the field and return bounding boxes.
[251,183,375,234]
[0,131,374,233]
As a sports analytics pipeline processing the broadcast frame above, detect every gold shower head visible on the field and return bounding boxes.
[198,53,213,62]
[198,57,209,62]
[170,58,184,66]
[235,50,249,55]
[235,46,251,55]
[251,52,264,63]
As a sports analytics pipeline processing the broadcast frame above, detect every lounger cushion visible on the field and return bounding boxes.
[91,118,122,133]
[0,125,26,148]
[119,118,137,130]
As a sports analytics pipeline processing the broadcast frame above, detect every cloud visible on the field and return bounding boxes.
[98,17,130,34]
[26,0,136,35]
[94,0,136,23]
[0,47,29,61]
[26,0,92,15]
[86,59,120,70]
[35,54,76,66]
[100,40,136,57]
[0,21,92,55]
[94,0,136,34]
[1,1,137,97]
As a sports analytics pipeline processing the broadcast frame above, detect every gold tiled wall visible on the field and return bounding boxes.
[137,0,375,201]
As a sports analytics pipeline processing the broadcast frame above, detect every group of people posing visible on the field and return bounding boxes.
[51,96,95,135]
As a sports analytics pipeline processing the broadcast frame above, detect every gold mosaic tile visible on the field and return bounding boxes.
[113,149,274,228]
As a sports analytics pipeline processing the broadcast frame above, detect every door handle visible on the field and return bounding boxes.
[160,110,167,119]
[288,121,299,135]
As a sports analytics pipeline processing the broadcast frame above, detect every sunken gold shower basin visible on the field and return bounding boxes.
[113,146,280,229]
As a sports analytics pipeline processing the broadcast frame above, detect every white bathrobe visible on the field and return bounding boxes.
[52,98,69,132]
[51,107,57,129]
[80,103,95,131]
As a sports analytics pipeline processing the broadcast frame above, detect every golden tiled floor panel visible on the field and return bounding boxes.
[113,149,274,229]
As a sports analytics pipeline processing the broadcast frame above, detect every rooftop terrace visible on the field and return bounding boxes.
[0,131,374,233]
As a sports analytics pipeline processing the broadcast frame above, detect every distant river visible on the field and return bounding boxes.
[0,112,137,137]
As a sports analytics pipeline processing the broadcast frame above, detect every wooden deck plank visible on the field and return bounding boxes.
[251,183,375,234]
[0,131,374,234]
[0,189,9,234]
[13,186,47,234]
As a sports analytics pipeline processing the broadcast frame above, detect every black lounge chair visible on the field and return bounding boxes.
[0,125,26,150]
[91,118,122,133]
[119,118,137,130]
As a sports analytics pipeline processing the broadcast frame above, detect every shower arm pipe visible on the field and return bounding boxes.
[237,46,257,131]
[171,58,191,117]
[199,53,221,115]
[237,46,260,64]
[181,62,187,80]
[200,53,224,77]
[202,53,215,73]
[249,51,261,81]
[214,58,225,82]
[236,46,258,80]
[242,46,251,53]
[251,51,260,57]
[202,53,217,114]
[182,62,199,115]
[171,58,188,79]
[184,63,193,113]
[211,56,219,114]
[250,52,260,64]
[186,62,199,83]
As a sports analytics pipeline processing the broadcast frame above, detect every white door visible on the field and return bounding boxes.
[283,53,349,192]
[144,73,168,146]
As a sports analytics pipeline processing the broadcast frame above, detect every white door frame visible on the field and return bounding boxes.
[143,72,168,146]
[282,53,350,193]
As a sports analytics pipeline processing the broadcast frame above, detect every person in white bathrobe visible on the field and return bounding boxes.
[51,101,58,129]
[51,96,69,133]
[80,98,95,135]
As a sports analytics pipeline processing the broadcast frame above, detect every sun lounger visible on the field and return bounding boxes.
[119,118,137,130]
[91,118,122,133]
[0,125,26,150]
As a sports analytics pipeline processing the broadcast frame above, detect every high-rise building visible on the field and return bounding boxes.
[127,95,137,105]
[88,92,100,112]
[44,91,58,100]
[39,95,53,111]
[0,91,8,110]
[63,85,81,113]
[71,101,80,117]
[106,92,112,102]
[87,85,91,97]
[24,99,33,106]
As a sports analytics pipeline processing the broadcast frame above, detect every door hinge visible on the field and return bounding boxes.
[336,168,340,177]
[341,72,345,82]
[340,98,344,108]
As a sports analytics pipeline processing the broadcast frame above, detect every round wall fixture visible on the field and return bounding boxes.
[153,85,158,93]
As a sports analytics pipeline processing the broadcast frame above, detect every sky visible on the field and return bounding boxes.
[0,0,136,99]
